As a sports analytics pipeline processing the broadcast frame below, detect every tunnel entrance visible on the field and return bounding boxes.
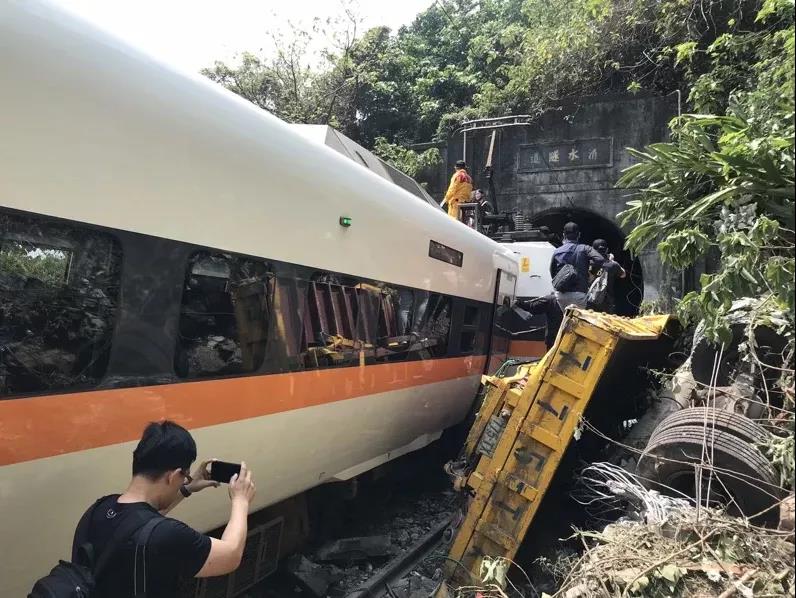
[531,208,643,316]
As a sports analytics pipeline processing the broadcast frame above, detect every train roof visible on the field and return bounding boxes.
[290,125,440,209]
[0,1,517,303]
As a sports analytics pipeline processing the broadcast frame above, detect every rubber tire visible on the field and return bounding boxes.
[637,425,782,524]
[648,407,770,447]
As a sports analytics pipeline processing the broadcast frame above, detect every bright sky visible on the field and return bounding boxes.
[53,0,435,74]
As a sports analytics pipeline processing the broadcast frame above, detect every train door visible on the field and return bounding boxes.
[485,268,517,374]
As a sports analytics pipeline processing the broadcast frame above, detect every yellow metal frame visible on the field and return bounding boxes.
[444,309,672,582]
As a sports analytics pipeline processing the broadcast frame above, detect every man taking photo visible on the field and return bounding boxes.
[70,420,256,597]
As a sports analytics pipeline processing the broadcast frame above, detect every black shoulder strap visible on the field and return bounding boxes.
[133,518,166,598]
[93,509,158,580]
[558,243,577,266]
[73,495,119,566]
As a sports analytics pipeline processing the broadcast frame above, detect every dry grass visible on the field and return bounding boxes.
[556,464,794,597]
[556,507,794,597]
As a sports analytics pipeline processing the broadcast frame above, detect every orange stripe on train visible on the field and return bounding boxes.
[508,340,548,358]
[0,356,486,466]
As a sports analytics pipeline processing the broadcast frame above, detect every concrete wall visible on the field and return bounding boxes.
[436,93,680,307]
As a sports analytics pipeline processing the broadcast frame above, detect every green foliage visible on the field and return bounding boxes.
[0,243,69,286]
[673,41,697,66]
[627,81,643,94]
[372,138,442,179]
[764,433,795,488]
[203,0,783,151]
[619,1,795,343]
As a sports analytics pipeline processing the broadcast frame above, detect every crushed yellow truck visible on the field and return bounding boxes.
[440,308,677,588]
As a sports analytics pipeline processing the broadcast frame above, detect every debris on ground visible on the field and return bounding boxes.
[286,555,344,597]
[328,490,456,595]
[276,488,457,597]
[553,463,795,597]
[315,536,394,563]
[781,494,795,532]
[386,570,441,598]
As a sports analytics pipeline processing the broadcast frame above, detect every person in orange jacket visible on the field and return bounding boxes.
[443,160,473,220]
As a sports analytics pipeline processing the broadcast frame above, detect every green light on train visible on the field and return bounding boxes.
[339,216,352,227]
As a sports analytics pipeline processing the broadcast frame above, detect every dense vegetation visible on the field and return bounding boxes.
[203,1,788,145]
[619,0,794,336]
[618,0,794,466]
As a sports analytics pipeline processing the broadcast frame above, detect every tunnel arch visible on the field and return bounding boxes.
[530,207,644,316]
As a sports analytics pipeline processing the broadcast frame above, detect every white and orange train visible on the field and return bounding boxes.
[0,2,519,595]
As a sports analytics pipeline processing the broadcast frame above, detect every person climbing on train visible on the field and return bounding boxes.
[549,222,606,310]
[443,160,473,220]
[587,238,626,313]
[68,421,256,597]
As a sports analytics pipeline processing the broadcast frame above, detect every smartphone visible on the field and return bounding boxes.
[209,461,242,484]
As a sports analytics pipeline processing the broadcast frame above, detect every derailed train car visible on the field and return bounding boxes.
[0,2,518,594]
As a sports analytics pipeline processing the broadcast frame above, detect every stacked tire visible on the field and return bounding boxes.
[637,407,783,525]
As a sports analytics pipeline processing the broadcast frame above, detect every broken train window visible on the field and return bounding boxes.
[410,292,452,358]
[379,288,453,360]
[296,273,453,368]
[0,210,122,398]
[299,273,379,368]
[175,252,272,379]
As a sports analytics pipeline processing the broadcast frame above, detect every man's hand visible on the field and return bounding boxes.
[197,462,256,577]
[229,461,256,505]
[187,459,221,494]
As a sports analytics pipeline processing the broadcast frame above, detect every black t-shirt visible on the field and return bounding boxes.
[72,495,211,598]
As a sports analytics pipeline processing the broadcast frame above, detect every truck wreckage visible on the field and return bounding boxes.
[431,305,792,596]
[438,309,678,588]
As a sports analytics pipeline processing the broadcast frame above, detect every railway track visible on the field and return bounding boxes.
[344,516,454,598]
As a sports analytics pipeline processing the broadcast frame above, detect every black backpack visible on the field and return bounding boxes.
[29,500,164,598]
[552,244,585,292]
[552,263,579,292]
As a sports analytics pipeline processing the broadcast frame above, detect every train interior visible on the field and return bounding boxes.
[0,215,121,395]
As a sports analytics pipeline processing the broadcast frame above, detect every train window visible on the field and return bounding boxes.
[300,274,396,367]
[265,275,307,370]
[460,304,481,353]
[375,284,419,363]
[0,211,122,398]
[460,330,476,353]
[295,274,452,367]
[175,252,272,379]
[464,305,479,326]
[411,292,452,358]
